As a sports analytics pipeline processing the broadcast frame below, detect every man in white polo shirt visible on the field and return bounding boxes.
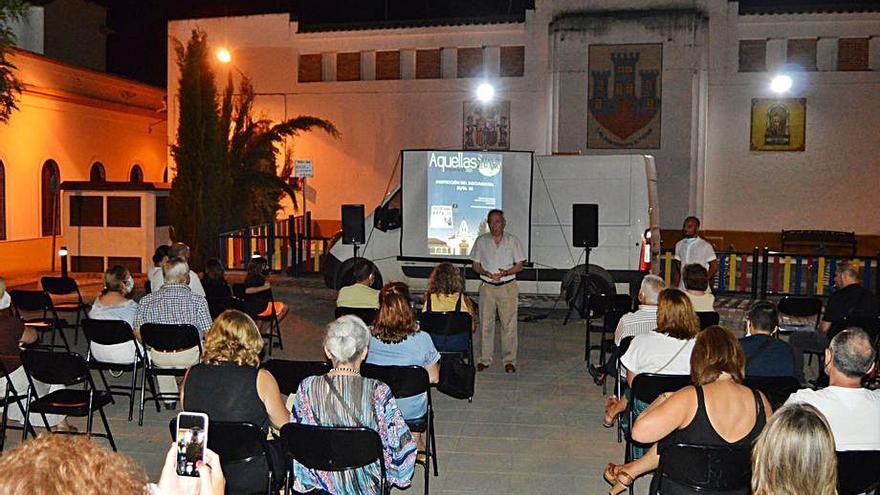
[470,209,525,373]
[672,216,717,290]
[784,328,880,451]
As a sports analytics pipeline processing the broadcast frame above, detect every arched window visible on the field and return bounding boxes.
[41,160,61,236]
[89,162,106,182]
[0,161,5,240]
[129,164,144,183]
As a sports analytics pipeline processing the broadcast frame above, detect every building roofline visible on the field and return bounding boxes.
[734,0,880,15]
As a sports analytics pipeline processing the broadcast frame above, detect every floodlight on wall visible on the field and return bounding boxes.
[770,74,793,93]
[216,48,232,64]
[58,246,68,278]
[476,82,495,103]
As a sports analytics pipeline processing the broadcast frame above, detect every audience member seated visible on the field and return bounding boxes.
[681,264,715,312]
[604,289,700,428]
[336,258,380,309]
[751,403,837,495]
[739,300,796,377]
[366,282,440,448]
[0,433,225,495]
[148,242,206,297]
[784,328,880,451]
[291,315,417,494]
[604,325,772,494]
[790,262,879,384]
[147,244,170,293]
[243,256,287,320]
[614,274,665,346]
[88,265,141,364]
[201,258,232,301]
[422,262,476,352]
[0,278,72,432]
[181,309,289,480]
[135,257,212,407]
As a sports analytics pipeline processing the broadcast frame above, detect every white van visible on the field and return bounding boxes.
[324,152,660,300]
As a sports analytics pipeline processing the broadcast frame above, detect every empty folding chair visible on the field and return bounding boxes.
[40,276,90,345]
[9,289,70,352]
[20,349,116,451]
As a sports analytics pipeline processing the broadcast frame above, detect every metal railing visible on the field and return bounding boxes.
[658,248,880,299]
[218,212,333,274]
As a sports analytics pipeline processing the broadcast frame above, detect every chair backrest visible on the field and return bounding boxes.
[20,349,90,386]
[654,443,752,493]
[40,276,79,296]
[335,306,379,326]
[418,309,471,336]
[613,294,635,312]
[9,289,53,313]
[630,373,692,405]
[82,319,136,346]
[206,295,236,320]
[360,363,430,400]
[743,375,801,411]
[618,335,635,357]
[140,323,201,352]
[281,423,386,478]
[262,359,331,396]
[837,450,880,495]
[834,315,880,339]
[144,279,152,294]
[232,283,270,317]
[604,309,628,333]
[697,311,720,329]
[778,296,823,318]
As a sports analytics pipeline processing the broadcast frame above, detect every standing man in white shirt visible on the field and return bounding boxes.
[672,216,718,290]
[148,242,206,297]
[470,209,526,373]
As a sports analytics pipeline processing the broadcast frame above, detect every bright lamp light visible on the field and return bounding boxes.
[770,74,793,93]
[476,82,495,103]
[216,48,232,64]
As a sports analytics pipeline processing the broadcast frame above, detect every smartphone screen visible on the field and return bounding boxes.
[176,412,209,477]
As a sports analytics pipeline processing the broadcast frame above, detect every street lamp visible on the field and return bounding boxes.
[58,246,69,278]
[770,74,793,93]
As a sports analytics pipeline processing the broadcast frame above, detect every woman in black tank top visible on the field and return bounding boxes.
[181,310,289,430]
[604,326,772,495]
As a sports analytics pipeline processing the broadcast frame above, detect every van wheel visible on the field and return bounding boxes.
[334,258,384,291]
[562,264,615,319]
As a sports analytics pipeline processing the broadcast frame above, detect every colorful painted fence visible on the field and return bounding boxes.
[218,215,331,274]
[658,249,880,298]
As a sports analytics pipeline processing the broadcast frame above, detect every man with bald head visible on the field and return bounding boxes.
[785,328,880,451]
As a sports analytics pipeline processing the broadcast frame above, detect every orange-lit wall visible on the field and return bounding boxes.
[0,49,167,276]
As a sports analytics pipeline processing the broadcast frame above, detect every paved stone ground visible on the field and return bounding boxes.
[5,275,786,494]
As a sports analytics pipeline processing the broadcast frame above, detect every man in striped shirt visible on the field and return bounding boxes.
[614,274,665,346]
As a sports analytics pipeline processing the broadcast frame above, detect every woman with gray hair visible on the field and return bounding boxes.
[290,315,417,494]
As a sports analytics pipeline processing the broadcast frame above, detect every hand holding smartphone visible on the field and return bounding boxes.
[175,412,209,477]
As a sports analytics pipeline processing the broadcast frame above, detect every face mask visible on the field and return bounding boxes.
[0,291,10,310]
[124,277,135,294]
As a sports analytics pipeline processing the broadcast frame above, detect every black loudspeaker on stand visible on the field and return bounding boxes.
[572,203,599,321]
[341,204,366,258]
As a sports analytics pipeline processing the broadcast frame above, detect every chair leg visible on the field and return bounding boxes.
[56,326,71,352]
[98,408,117,451]
[73,311,81,345]
[139,367,147,426]
[430,413,438,476]
[128,363,138,421]
[97,370,117,405]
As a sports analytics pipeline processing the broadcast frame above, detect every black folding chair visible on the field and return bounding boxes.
[614,336,635,444]
[233,283,284,356]
[206,294,238,320]
[281,422,389,495]
[0,360,38,451]
[82,319,150,422]
[627,374,692,464]
[696,311,720,330]
[650,443,752,494]
[139,323,202,425]
[262,359,331,396]
[40,276,90,345]
[777,296,823,333]
[837,450,880,495]
[743,375,801,411]
[9,289,70,352]
[419,301,474,364]
[20,349,116,450]
[360,363,437,493]
[335,306,379,326]
[596,308,629,393]
[169,419,277,495]
[586,294,634,366]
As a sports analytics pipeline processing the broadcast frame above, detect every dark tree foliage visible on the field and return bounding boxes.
[170,29,338,269]
[0,0,27,124]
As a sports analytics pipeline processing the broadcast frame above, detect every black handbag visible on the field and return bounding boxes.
[437,353,475,400]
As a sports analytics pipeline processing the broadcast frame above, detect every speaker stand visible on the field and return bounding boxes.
[352,243,360,260]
